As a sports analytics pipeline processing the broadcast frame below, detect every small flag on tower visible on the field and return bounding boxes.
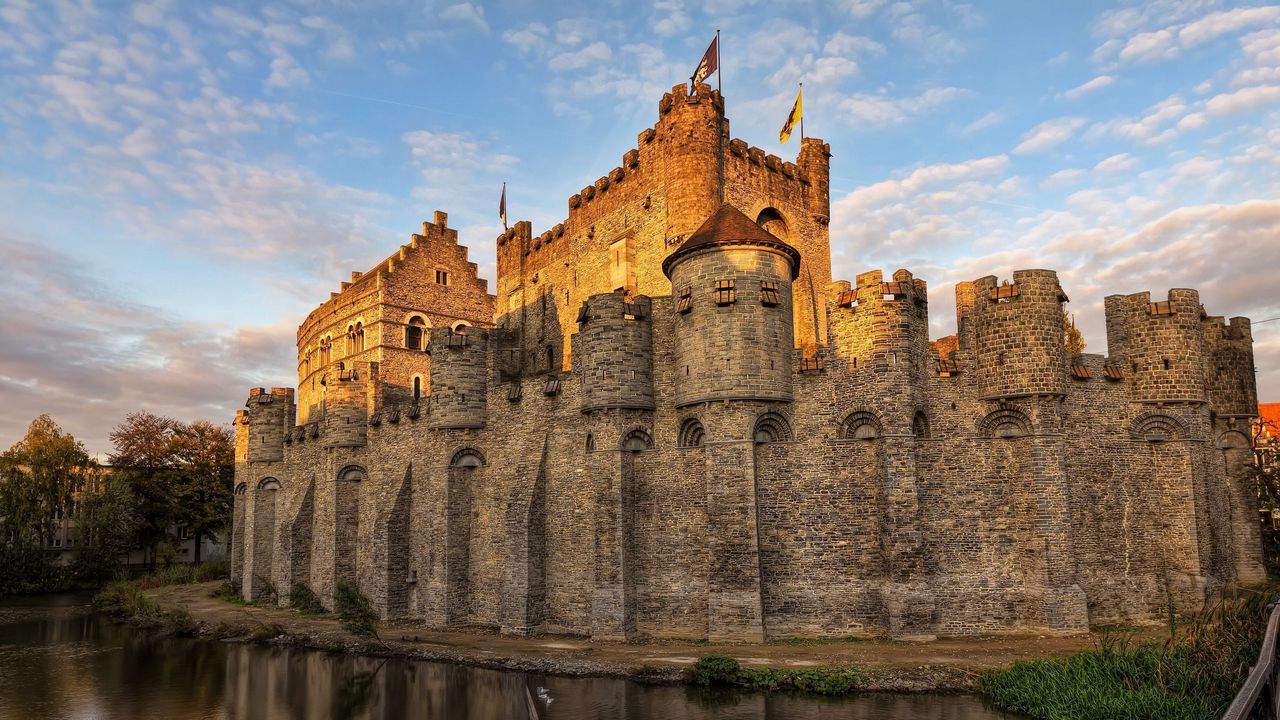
[691,33,718,87]
[499,182,507,231]
[779,85,803,144]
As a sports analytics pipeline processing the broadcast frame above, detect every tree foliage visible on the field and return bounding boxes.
[1063,310,1086,354]
[108,411,234,566]
[72,476,139,584]
[0,414,93,548]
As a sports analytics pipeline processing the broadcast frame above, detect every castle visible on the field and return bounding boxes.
[231,84,1264,641]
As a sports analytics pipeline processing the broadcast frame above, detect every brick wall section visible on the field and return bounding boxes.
[668,245,795,407]
[231,86,1264,639]
[575,294,655,411]
[294,211,494,421]
[1105,289,1208,403]
[1203,316,1259,416]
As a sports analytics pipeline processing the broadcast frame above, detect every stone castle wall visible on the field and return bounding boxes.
[230,87,1264,641]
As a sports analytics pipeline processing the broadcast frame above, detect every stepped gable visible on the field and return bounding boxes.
[661,203,801,279]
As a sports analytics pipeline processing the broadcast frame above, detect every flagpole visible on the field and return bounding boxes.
[717,29,725,204]
[798,82,804,141]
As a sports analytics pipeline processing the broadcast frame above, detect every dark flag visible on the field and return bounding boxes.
[499,182,507,230]
[691,34,718,87]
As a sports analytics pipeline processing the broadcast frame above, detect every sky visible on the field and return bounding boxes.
[1,0,1279,456]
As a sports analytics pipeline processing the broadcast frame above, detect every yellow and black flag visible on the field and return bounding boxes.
[691,33,718,87]
[779,85,803,144]
[499,182,507,230]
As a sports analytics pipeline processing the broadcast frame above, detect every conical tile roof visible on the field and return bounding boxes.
[661,204,801,278]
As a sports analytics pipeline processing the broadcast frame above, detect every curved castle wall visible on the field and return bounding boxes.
[968,270,1067,399]
[668,245,795,407]
[427,326,488,429]
[1105,289,1207,403]
[574,293,655,412]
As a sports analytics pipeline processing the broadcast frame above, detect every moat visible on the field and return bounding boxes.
[0,594,1022,719]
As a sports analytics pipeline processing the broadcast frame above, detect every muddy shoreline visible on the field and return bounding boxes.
[147,581,1162,694]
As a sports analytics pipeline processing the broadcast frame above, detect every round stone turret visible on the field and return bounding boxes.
[246,387,294,463]
[972,270,1067,399]
[574,293,655,412]
[663,204,799,407]
[427,326,488,429]
[1104,289,1207,403]
[323,362,372,448]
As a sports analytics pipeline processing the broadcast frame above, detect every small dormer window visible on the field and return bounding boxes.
[760,281,781,307]
[676,287,692,314]
[714,279,736,306]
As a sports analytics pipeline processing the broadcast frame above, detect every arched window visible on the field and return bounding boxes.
[405,316,427,350]
[451,321,469,334]
[585,432,595,452]
[678,418,705,448]
[753,412,792,444]
[1129,412,1187,442]
[545,344,555,371]
[756,207,788,241]
[346,324,355,355]
[319,337,331,366]
[354,322,365,353]
[258,478,281,491]
[838,411,881,440]
[621,428,652,453]
[912,411,931,439]
[234,482,248,496]
[450,448,485,468]
[412,376,422,401]
[978,406,1032,439]
[338,465,366,482]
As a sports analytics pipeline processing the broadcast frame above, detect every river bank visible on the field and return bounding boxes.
[146,581,1163,694]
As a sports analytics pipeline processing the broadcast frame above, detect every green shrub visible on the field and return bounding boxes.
[194,559,230,583]
[290,583,327,615]
[136,564,196,589]
[253,577,278,605]
[162,607,199,636]
[209,579,244,603]
[333,581,379,638]
[688,654,860,695]
[983,587,1279,720]
[0,545,70,596]
[93,580,162,623]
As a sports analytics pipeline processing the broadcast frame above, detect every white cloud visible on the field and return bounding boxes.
[1059,75,1115,101]
[962,110,1002,134]
[1205,84,1280,115]
[1098,4,1280,66]
[1094,152,1139,174]
[440,3,489,33]
[502,22,548,53]
[548,41,611,72]
[838,86,970,127]
[1041,168,1086,190]
[651,0,690,37]
[1012,116,1087,154]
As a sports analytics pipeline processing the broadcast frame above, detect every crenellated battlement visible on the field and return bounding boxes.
[232,84,1266,642]
[1203,315,1258,416]
[1104,288,1207,404]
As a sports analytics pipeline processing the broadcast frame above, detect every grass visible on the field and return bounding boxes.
[334,581,380,639]
[768,634,883,646]
[93,579,201,636]
[983,587,1279,720]
[688,654,861,695]
[289,583,328,615]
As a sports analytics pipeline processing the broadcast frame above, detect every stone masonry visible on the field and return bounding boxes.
[232,84,1264,641]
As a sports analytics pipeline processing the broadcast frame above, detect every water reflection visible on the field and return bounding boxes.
[0,597,1020,719]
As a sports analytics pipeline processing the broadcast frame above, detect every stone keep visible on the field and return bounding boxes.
[231,87,1264,641]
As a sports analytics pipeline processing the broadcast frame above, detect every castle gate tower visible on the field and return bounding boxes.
[663,204,799,641]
